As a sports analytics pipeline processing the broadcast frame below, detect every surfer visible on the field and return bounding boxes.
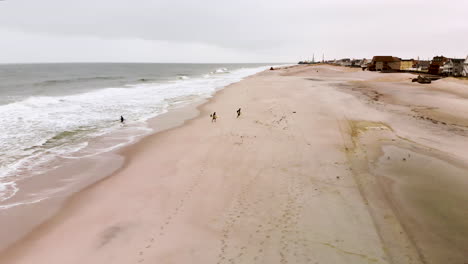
[120,115,125,123]
[236,108,241,118]
[211,112,217,122]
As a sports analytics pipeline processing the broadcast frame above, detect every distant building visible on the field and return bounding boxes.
[298,60,317,64]
[428,56,448,75]
[414,60,430,72]
[336,58,351,66]
[369,56,401,71]
[463,56,468,77]
[442,58,465,76]
[400,59,414,71]
[360,59,369,69]
[350,59,361,67]
[343,59,352,66]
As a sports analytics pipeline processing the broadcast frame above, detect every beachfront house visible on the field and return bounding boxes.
[408,60,430,72]
[343,59,352,67]
[335,58,351,67]
[400,59,414,71]
[360,59,369,70]
[351,59,361,67]
[463,56,468,77]
[415,60,430,72]
[428,56,448,75]
[369,56,401,71]
[442,58,465,77]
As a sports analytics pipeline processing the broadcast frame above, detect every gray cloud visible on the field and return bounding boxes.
[0,0,467,62]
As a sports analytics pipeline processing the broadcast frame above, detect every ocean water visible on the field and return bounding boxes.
[0,63,274,204]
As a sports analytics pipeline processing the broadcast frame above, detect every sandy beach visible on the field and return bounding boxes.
[1,65,468,264]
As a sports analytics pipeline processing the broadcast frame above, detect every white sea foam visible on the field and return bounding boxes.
[0,181,19,202]
[0,65,271,206]
[213,68,229,74]
[0,197,48,210]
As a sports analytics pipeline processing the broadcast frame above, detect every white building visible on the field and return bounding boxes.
[335,58,351,67]
[442,58,465,77]
[342,59,352,67]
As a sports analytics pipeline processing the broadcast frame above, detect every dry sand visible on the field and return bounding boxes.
[1,65,467,264]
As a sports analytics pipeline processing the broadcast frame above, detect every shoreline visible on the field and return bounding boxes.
[0,63,274,203]
[1,65,467,264]
[0,68,271,253]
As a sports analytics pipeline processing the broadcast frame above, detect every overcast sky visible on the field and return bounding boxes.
[0,0,467,63]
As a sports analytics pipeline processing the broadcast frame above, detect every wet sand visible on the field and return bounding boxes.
[1,65,468,264]
[0,99,207,252]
